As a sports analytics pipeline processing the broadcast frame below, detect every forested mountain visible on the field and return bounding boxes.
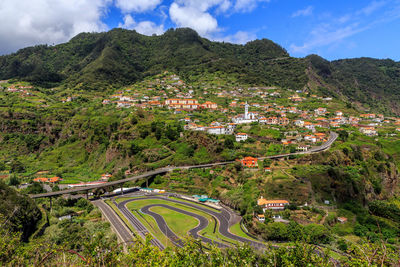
[1,28,398,114]
[307,55,400,114]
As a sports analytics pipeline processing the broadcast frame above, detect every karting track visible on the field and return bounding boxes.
[117,196,265,249]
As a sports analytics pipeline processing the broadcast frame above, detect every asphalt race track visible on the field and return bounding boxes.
[114,198,165,250]
[141,204,229,248]
[117,196,265,249]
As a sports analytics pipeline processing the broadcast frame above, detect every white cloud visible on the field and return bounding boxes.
[216,31,256,44]
[118,14,136,28]
[115,0,162,13]
[168,0,269,37]
[359,0,386,16]
[0,0,110,55]
[234,0,270,13]
[169,2,219,36]
[118,15,164,36]
[135,21,165,35]
[291,6,313,18]
[289,23,367,54]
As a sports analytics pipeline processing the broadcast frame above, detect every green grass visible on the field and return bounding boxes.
[229,222,259,242]
[115,196,146,204]
[149,206,199,238]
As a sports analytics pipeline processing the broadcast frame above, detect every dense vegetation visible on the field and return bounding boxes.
[308,55,400,114]
[0,181,41,241]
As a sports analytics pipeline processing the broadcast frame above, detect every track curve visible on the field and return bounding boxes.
[118,196,265,249]
[141,204,229,248]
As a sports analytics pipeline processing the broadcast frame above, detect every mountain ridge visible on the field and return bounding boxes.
[0,27,399,114]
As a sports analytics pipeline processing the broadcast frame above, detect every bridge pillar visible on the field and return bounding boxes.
[49,196,52,211]
[146,178,148,188]
[86,190,89,200]
[120,184,123,195]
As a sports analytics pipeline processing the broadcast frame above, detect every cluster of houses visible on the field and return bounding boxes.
[61,95,78,103]
[4,84,34,96]
[99,70,400,139]
[104,96,219,110]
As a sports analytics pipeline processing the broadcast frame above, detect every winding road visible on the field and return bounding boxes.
[117,196,265,250]
[31,131,338,199]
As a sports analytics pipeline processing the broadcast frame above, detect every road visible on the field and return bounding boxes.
[30,132,338,199]
[118,196,265,250]
[115,198,165,250]
[92,200,135,245]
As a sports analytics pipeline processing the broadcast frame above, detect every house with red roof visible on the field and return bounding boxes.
[240,157,258,168]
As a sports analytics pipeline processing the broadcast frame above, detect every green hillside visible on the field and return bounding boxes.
[0,28,399,114]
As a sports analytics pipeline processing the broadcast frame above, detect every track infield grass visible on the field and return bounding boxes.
[229,222,259,242]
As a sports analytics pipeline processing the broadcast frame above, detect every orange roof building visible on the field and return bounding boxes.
[257,197,289,210]
[33,176,61,183]
[240,156,258,168]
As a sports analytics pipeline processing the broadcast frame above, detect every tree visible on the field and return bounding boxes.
[166,126,179,141]
[224,136,234,149]
[22,182,45,194]
[0,161,5,171]
[338,130,349,141]
[287,221,304,241]
[263,159,272,168]
[304,224,331,244]
[131,116,138,125]
[10,159,24,173]
[8,175,19,186]
[262,222,288,241]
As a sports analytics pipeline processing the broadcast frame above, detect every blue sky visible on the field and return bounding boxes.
[1,0,400,60]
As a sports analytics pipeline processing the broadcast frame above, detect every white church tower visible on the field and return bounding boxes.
[245,102,249,119]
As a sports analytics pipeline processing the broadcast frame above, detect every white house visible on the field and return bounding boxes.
[296,145,309,152]
[235,133,248,142]
[256,214,265,222]
[207,126,226,135]
[117,101,133,108]
[314,107,327,116]
[226,123,237,134]
[304,135,317,143]
[294,120,304,127]
[359,126,378,136]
